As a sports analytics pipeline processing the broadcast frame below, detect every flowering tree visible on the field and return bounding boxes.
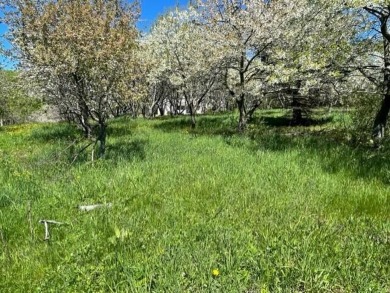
[350,1,390,140]
[147,9,224,128]
[1,0,141,157]
[192,0,296,130]
[0,70,41,126]
[268,0,359,124]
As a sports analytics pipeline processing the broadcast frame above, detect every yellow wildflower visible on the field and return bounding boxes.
[212,268,220,277]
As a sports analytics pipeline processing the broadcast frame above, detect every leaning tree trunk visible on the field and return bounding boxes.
[372,37,390,140]
[237,63,247,132]
[373,94,390,139]
[74,73,92,138]
[78,98,92,138]
[247,99,262,122]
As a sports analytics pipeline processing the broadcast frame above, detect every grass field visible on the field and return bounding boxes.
[0,110,390,292]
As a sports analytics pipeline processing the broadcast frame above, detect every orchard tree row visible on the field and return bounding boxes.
[1,0,390,156]
[0,70,41,125]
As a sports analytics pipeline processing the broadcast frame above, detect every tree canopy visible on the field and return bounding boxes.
[1,0,390,149]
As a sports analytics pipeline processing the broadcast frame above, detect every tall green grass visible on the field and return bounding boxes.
[0,112,389,292]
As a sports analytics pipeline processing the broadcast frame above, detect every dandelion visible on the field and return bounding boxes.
[212,268,220,277]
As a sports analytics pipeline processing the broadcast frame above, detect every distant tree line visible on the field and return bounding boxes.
[0,70,41,126]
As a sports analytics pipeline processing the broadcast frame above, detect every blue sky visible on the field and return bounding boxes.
[139,0,189,31]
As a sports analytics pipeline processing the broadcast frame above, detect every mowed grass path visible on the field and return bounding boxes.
[0,113,390,292]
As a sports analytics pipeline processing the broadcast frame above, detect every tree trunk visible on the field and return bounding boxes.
[372,94,390,140]
[237,95,247,132]
[188,104,196,129]
[141,106,147,118]
[190,113,196,129]
[78,98,92,138]
[292,98,303,125]
[237,53,247,132]
[247,99,262,122]
[73,73,92,138]
[0,118,3,127]
[372,37,390,140]
[158,107,165,116]
[291,80,303,125]
[97,122,107,158]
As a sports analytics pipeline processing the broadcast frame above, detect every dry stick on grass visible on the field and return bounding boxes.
[34,139,80,167]
[33,139,90,166]
[39,220,66,241]
[91,138,101,163]
[71,140,96,165]
[31,135,98,166]
[56,139,80,159]
[78,203,112,212]
[26,200,35,241]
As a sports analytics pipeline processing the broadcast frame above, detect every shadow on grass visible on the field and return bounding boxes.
[155,112,333,136]
[106,139,147,161]
[108,119,134,139]
[29,123,80,143]
[106,125,133,139]
[27,119,142,166]
[29,117,136,143]
[153,115,236,136]
[247,129,390,185]
[64,138,147,166]
[155,114,390,186]
[226,128,390,217]
[259,116,333,127]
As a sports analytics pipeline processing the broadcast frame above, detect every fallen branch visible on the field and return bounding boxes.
[39,220,66,241]
[78,203,112,212]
